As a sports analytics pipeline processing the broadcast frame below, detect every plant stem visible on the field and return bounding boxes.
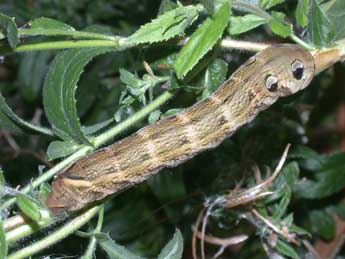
[220,38,269,52]
[7,206,100,259]
[80,206,104,259]
[14,40,120,52]
[290,34,315,50]
[5,210,52,243]
[19,28,118,41]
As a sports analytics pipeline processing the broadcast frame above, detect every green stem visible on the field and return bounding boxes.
[14,40,120,52]
[289,34,315,50]
[7,206,100,259]
[5,210,52,243]
[19,28,118,41]
[80,206,104,259]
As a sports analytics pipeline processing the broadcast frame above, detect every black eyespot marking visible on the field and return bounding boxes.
[265,74,278,91]
[291,59,304,80]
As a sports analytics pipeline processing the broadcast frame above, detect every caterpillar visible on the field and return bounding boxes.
[46,44,315,213]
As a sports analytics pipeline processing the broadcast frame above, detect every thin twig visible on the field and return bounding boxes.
[251,208,299,245]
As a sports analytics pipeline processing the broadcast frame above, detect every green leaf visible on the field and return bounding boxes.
[295,0,310,27]
[98,233,146,259]
[39,183,51,201]
[308,0,335,46]
[43,47,112,144]
[158,229,183,259]
[0,92,52,135]
[272,189,291,221]
[289,145,322,171]
[174,1,231,79]
[148,110,162,124]
[275,239,299,259]
[128,5,199,44]
[294,152,345,199]
[200,0,215,15]
[30,17,75,32]
[0,13,18,48]
[16,194,42,222]
[260,0,285,10]
[268,12,293,37]
[158,0,178,15]
[321,0,345,40]
[335,201,345,220]
[0,168,4,188]
[46,140,81,161]
[119,69,142,88]
[18,51,51,102]
[162,108,184,118]
[309,209,335,240]
[81,118,114,135]
[229,14,267,35]
[201,58,228,98]
[0,218,7,259]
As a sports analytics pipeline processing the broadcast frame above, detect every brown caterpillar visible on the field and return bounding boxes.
[46,44,315,213]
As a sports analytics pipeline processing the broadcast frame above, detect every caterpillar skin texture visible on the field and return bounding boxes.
[46,44,315,213]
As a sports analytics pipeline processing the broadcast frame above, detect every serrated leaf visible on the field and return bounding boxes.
[43,47,113,144]
[0,13,18,48]
[0,92,52,135]
[268,12,293,37]
[174,1,231,79]
[128,5,199,44]
[98,234,146,259]
[17,194,42,222]
[158,229,183,259]
[308,0,335,46]
[276,239,299,259]
[296,0,310,27]
[0,218,7,259]
[46,140,81,161]
[260,0,285,10]
[229,14,267,35]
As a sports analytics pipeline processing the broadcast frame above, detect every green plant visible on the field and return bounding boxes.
[1,0,345,258]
